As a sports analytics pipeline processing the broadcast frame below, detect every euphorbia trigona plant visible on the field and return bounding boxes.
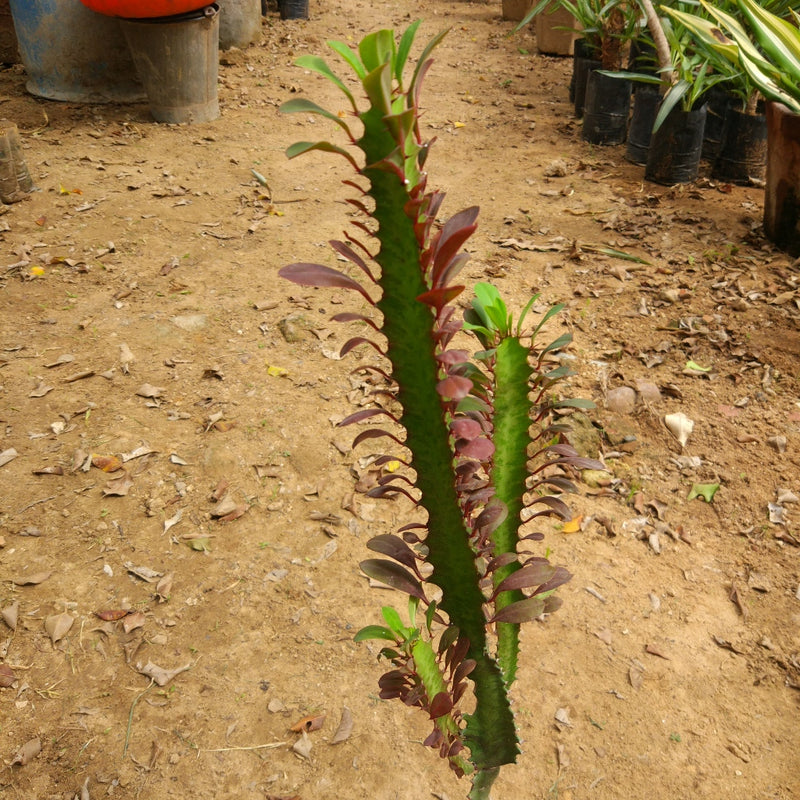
[278,23,599,800]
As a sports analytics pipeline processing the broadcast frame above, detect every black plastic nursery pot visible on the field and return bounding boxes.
[279,0,308,19]
[571,38,601,117]
[582,70,631,146]
[764,101,800,256]
[644,102,707,185]
[702,85,735,161]
[626,86,660,165]
[712,107,767,185]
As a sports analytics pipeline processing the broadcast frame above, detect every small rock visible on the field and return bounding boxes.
[648,531,661,554]
[278,315,306,343]
[659,288,680,304]
[767,435,787,453]
[747,571,771,592]
[582,468,613,488]
[606,386,637,415]
[636,380,661,404]
[170,314,207,332]
[543,159,568,177]
[565,411,602,458]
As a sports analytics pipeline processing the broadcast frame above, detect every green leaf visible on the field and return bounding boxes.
[285,140,360,170]
[353,625,397,642]
[685,360,711,373]
[395,20,423,83]
[279,98,353,136]
[687,482,720,502]
[381,605,406,635]
[326,39,366,79]
[293,55,356,109]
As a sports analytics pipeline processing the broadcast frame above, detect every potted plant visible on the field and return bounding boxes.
[604,2,730,182]
[663,3,767,182]
[671,0,800,251]
[516,0,641,117]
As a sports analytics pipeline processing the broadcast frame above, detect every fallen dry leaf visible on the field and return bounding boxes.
[92,454,124,472]
[11,571,51,586]
[645,643,671,660]
[122,610,147,633]
[2,601,19,630]
[0,447,18,468]
[330,706,353,744]
[290,714,326,733]
[0,663,15,687]
[29,381,53,398]
[11,737,41,766]
[155,572,174,601]
[94,609,130,622]
[291,730,313,760]
[103,471,134,497]
[136,383,165,398]
[125,563,163,583]
[629,665,644,690]
[136,660,192,687]
[32,464,64,475]
[45,612,75,644]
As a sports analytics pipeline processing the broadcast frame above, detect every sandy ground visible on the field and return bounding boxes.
[0,1,798,799]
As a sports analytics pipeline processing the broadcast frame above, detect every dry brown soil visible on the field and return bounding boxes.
[1,1,799,799]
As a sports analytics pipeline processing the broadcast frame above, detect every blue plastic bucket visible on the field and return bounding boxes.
[8,0,144,102]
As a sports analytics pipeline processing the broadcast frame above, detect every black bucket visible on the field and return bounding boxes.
[645,102,707,185]
[712,108,767,184]
[582,70,631,145]
[279,0,308,19]
[571,38,600,117]
[626,86,660,164]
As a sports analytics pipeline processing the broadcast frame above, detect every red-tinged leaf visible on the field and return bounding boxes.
[530,475,577,494]
[290,713,326,733]
[339,408,394,426]
[360,558,427,601]
[494,562,557,596]
[486,552,520,573]
[350,428,402,448]
[474,498,508,535]
[94,609,130,621]
[367,533,421,572]
[437,349,470,365]
[340,336,385,357]
[429,691,453,719]
[330,311,380,330]
[367,484,418,502]
[329,239,375,281]
[417,285,464,312]
[457,437,494,460]
[432,206,479,267]
[453,658,476,684]
[491,596,546,624]
[436,375,472,401]
[533,566,572,596]
[548,443,580,458]
[525,494,572,519]
[450,417,482,439]
[434,252,471,289]
[543,595,563,614]
[431,223,477,285]
[278,263,375,304]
